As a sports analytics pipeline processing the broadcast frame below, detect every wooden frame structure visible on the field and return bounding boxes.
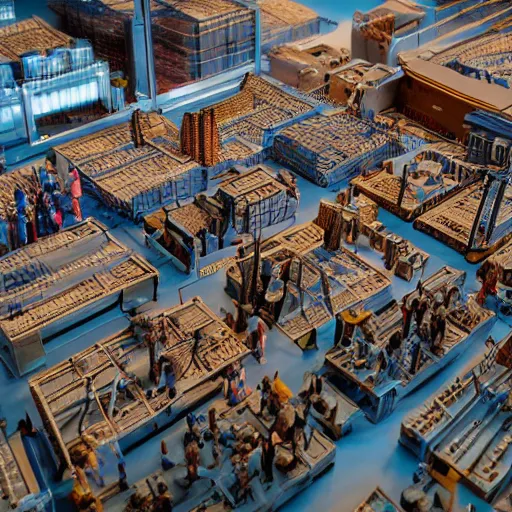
[0,218,158,376]
[29,297,250,475]
[273,110,403,187]
[54,110,207,220]
[353,141,484,221]
[326,266,495,423]
[401,331,512,502]
[225,221,391,349]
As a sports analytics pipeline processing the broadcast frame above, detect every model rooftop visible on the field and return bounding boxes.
[98,0,250,21]
[0,16,71,62]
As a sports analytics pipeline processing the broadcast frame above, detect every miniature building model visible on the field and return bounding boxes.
[327,60,402,116]
[29,297,250,474]
[413,111,512,262]
[326,266,494,422]
[464,110,512,168]
[180,73,319,168]
[215,166,299,234]
[316,198,428,281]
[428,27,512,91]
[0,427,51,511]
[352,0,511,68]
[269,44,350,91]
[479,236,512,311]
[146,166,299,273]
[299,371,362,440]
[226,220,391,349]
[352,141,484,220]
[0,16,111,145]
[414,170,512,262]
[0,218,159,376]
[401,331,512,502]
[49,0,257,94]
[259,0,324,52]
[273,111,403,187]
[397,15,512,141]
[54,110,207,220]
[101,386,335,511]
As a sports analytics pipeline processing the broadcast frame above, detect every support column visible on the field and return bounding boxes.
[467,175,493,251]
[133,0,157,109]
[142,0,157,110]
[254,4,261,76]
[486,177,508,244]
[239,0,261,76]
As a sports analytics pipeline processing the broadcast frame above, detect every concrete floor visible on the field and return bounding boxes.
[4,2,509,511]
[1,160,508,512]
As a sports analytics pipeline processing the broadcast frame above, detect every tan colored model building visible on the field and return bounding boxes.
[269,44,350,91]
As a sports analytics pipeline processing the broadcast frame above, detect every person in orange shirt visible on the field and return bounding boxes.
[67,165,83,223]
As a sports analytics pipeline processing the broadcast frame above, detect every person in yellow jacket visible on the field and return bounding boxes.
[272,371,293,405]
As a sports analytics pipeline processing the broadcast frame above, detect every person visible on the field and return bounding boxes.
[184,440,200,486]
[163,365,176,399]
[256,319,267,364]
[246,313,267,363]
[260,436,275,487]
[271,371,293,406]
[224,364,251,406]
[117,462,128,491]
[432,303,447,352]
[219,308,236,332]
[415,298,429,335]
[477,262,498,305]
[18,413,37,437]
[153,482,172,512]
[160,440,175,471]
[67,165,83,223]
[14,187,29,247]
[82,435,105,488]
[184,413,204,449]
[233,462,254,504]
[402,297,418,340]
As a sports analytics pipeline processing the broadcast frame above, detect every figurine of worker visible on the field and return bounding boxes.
[246,311,267,364]
[67,164,83,223]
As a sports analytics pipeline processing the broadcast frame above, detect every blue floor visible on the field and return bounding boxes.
[3,2,508,512]
[0,157,507,512]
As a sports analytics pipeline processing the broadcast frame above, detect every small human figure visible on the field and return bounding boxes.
[153,482,173,512]
[160,440,175,471]
[82,435,105,488]
[117,462,128,492]
[224,311,236,331]
[163,365,176,399]
[477,262,498,305]
[260,436,275,487]
[415,298,429,336]
[184,440,200,486]
[184,413,204,449]
[14,187,29,247]
[271,371,293,406]
[402,297,419,340]
[246,312,266,363]
[67,165,83,223]
[224,364,250,405]
[233,462,254,504]
[17,413,37,437]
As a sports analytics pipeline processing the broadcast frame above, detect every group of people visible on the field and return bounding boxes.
[223,302,268,364]
[402,282,460,350]
[69,434,107,512]
[8,160,83,251]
